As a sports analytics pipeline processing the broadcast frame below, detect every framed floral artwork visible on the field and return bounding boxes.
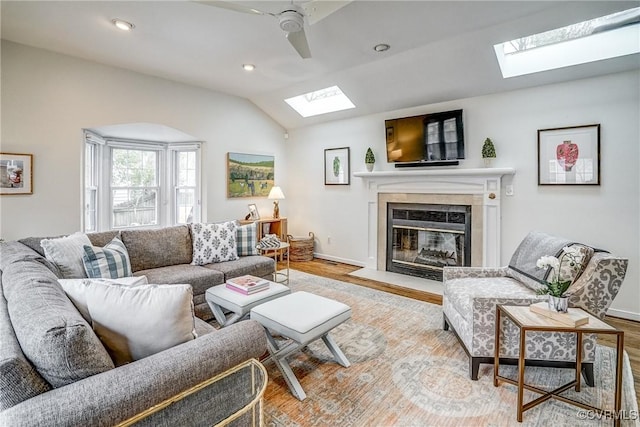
[324,147,350,185]
[0,152,33,195]
[537,124,600,185]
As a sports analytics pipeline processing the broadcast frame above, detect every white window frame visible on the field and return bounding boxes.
[83,131,202,232]
[169,144,202,225]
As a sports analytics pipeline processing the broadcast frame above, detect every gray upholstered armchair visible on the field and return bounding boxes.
[442,231,628,385]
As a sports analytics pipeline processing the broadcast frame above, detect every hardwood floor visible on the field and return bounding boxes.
[284,258,640,402]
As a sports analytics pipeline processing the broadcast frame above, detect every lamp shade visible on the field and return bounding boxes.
[268,186,285,200]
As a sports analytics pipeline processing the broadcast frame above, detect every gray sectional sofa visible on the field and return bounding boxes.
[0,225,275,426]
[17,225,276,320]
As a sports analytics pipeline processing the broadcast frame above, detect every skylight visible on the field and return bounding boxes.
[285,86,355,118]
[494,7,640,78]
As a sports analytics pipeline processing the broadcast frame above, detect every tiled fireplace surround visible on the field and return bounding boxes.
[354,168,516,275]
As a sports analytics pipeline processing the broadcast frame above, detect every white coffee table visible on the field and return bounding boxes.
[250,291,351,400]
[205,281,291,327]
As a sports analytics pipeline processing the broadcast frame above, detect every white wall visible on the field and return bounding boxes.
[2,41,638,319]
[286,71,640,320]
[0,41,286,238]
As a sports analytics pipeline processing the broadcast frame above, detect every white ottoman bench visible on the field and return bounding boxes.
[250,291,352,400]
[205,282,291,327]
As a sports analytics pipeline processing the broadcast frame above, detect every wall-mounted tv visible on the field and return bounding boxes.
[385,109,464,166]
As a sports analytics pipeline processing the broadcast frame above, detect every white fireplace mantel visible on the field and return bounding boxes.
[353,167,515,179]
[354,167,515,271]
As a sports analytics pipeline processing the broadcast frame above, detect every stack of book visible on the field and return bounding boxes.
[226,275,270,295]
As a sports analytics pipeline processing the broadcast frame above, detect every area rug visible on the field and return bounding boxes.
[263,270,639,427]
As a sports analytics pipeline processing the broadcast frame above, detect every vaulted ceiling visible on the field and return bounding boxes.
[2,1,638,129]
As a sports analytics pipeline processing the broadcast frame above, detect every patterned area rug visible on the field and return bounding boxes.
[263,270,639,427]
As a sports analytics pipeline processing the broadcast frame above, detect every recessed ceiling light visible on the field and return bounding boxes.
[242,64,256,71]
[373,43,390,52]
[112,19,135,31]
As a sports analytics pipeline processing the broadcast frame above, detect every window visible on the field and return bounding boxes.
[84,131,201,232]
[111,148,159,228]
[494,7,640,78]
[84,143,98,232]
[174,150,198,224]
[285,85,355,118]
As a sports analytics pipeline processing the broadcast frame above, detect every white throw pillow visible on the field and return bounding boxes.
[58,276,149,322]
[41,232,92,279]
[85,282,197,365]
[190,221,239,265]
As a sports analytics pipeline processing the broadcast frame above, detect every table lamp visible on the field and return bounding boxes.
[268,186,285,219]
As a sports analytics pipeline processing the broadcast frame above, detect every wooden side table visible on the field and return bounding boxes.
[494,304,624,426]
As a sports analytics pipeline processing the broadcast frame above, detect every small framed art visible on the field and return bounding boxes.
[0,153,33,195]
[248,204,260,220]
[324,147,350,185]
[538,124,600,185]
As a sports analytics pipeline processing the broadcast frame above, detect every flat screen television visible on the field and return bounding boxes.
[385,109,464,166]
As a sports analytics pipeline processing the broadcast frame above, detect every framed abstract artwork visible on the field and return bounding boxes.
[324,147,350,185]
[227,152,274,198]
[537,124,600,185]
[0,152,33,195]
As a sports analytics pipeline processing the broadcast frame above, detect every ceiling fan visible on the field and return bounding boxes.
[196,1,352,58]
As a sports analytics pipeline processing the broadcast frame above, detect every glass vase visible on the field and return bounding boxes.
[548,295,569,313]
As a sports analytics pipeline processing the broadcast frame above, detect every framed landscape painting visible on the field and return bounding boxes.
[227,152,274,198]
[0,152,33,195]
[324,147,350,185]
[538,124,600,185]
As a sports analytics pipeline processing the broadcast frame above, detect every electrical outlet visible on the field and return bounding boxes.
[327,236,331,244]
[506,185,514,196]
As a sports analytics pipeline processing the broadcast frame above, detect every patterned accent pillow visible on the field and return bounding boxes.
[40,232,92,279]
[236,222,258,256]
[552,244,594,284]
[190,221,239,265]
[82,236,132,279]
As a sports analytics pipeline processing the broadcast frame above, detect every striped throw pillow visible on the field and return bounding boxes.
[82,236,132,279]
[236,222,258,256]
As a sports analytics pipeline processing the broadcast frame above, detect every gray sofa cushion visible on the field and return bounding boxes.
[194,317,216,336]
[203,256,275,281]
[17,236,63,257]
[121,226,192,272]
[135,264,223,298]
[0,273,52,410]
[87,230,121,247]
[0,241,61,278]
[2,261,115,388]
[507,231,573,291]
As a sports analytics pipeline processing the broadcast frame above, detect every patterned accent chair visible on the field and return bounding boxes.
[442,231,628,385]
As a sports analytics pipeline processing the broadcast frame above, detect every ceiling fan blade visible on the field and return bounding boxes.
[193,1,270,16]
[302,0,352,25]
[286,29,312,59]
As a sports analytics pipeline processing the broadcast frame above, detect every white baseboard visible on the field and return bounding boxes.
[606,307,640,322]
[312,252,365,268]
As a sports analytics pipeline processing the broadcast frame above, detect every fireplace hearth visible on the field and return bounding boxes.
[386,203,471,281]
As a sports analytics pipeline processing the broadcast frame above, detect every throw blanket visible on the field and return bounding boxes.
[508,231,573,284]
